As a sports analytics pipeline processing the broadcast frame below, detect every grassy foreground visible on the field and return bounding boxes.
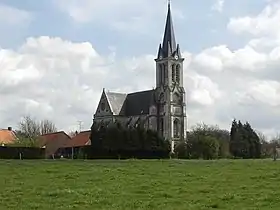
[0,159,279,210]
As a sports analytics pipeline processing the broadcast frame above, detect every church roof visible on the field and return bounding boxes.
[162,3,176,57]
[105,91,127,115]
[125,90,155,116]
[157,2,181,59]
[103,89,156,116]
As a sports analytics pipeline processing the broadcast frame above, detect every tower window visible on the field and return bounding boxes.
[162,64,165,84]
[159,64,162,84]
[160,118,164,136]
[172,64,176,82]
[173,119,180,138]
[176,64,180,83]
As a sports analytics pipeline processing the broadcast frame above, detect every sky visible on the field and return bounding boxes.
[0,0,280,139]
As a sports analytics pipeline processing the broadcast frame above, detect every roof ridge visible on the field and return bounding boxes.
[127,89,154,95]
[40,131,67,136]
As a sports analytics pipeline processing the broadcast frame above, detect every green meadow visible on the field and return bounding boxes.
[0,159,279,210]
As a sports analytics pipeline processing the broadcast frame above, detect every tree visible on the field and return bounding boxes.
[89,120,170,159]
[230,119,261,159]
[11,136,40,147]
[15,115,57,147]
[256,131,271,158]
[189,123,230,158]
[186,132,219,159]
[17,115,57,138]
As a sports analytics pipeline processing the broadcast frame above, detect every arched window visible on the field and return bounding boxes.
[159,64,163,84]
[162,64,165,84]
[176,64,180,83]
[160,118,164,136]
[172,64,176,82]
[173,93,179,103]
[173,119,180,138]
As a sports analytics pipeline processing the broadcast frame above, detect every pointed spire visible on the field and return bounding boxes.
[161,1,177,58]
[157,44,163,59]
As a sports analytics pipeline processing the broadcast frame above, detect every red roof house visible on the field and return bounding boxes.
[38,131,71,158]
[0,127,17,145]
[65,130,91,148]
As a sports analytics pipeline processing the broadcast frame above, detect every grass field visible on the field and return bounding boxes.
[0,159,279,210]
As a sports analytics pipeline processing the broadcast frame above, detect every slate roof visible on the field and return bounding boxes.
[104,89,156,117]
[125,90,156,116]
[162,3,176,57]
[157,2,181,59]
[106,92,127,115]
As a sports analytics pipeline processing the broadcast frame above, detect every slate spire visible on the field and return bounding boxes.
[158,1,177,58]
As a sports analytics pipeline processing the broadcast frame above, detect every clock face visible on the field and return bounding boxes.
[159,55,163,60]
[174,55,178,60]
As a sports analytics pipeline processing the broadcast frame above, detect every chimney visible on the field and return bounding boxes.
[8,127,12,131]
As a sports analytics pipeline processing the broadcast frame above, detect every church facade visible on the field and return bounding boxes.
[93,3,187,152]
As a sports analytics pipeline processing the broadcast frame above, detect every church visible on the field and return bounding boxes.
[93,2,187,152]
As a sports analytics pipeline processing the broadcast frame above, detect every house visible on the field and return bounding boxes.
[93,2,186,152]
[38,131,71,158]
[0,127,17,146]
[60,130,91,159]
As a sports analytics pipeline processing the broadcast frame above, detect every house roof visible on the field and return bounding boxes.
[0,129,17,145]
[64,130,91,148]
[38,131,71,157]
[105,91,127,115]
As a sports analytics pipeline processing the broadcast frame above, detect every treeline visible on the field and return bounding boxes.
[175,120,278,160]
[175,123,230,159]
[230,120,261,159]
[88,121,171,159]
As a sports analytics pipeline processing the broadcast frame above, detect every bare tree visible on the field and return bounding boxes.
[271,133,280,161]
[40,119,57,135]
[18,115,57,138]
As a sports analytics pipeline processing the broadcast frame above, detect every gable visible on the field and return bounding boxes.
[94,90,113,117]
[106,92,127,115]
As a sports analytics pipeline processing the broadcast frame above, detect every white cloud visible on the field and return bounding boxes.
[2,0,280,139]
[227,1,280,37]
[211,0,225,13]
[1,30,280,138]
[0,3,32,25]
[53,0,184,34]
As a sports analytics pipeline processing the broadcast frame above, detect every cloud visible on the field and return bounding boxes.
[0,36,220,133]
[227,1,280,37]
[0,3,32,26]
[1,28,280,139]
[53,0,184,34]
[2,0,280,139]
[211,0,225,13]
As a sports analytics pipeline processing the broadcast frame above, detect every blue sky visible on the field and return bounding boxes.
[0,0,268,54]
[1,0,280,138]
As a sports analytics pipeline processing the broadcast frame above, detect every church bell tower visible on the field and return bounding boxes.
[155,2,187,152]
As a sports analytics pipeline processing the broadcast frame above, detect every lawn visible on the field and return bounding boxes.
[0,159,279,210]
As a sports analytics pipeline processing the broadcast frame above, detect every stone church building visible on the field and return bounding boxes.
[93,3,186,151]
